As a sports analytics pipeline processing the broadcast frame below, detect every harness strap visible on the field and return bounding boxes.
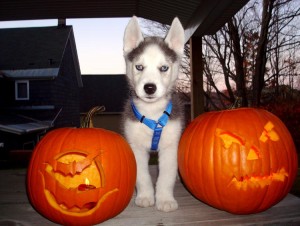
[130,99,172,151]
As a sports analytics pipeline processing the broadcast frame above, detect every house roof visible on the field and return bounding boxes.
[0,0,249,41]
[1,68,60,80]
[0,26,82,86]
[0,113,53,135]
[0,26,70,70]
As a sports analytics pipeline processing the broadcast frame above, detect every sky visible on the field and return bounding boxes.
[0,18,132,74]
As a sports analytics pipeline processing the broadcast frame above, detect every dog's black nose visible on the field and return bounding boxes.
[144,83,157,95]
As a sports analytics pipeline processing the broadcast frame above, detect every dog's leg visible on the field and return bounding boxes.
[134,147,155,207]
[155,143,179,212]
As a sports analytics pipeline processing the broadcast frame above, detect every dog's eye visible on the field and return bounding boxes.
[135,65,144,71]
[160,65,169,72]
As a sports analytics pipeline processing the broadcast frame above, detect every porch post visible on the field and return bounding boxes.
[190,35,204,119]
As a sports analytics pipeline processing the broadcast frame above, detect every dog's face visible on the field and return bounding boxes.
[123,17,185,103]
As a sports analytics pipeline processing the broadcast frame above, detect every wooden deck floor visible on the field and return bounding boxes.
[0,166,300,226]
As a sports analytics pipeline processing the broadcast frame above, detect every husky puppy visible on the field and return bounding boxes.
[122,16,185,212]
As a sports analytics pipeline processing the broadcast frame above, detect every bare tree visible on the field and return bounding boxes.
[202,0,300,108]
[252,0,274,106]
[266,0,300,94]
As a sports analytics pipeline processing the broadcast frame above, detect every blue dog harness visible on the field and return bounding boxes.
[131,99,172,151]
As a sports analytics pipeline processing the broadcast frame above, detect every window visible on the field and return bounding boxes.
[15,80,29,100]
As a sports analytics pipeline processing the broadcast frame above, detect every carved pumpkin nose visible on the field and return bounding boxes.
[144,83,157,95]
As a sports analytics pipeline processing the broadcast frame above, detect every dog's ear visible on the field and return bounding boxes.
[123,16,144,54]
[164,17,185,55]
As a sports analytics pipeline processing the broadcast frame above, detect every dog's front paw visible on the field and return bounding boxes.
[135,196,155,208]
[156,199,178,212]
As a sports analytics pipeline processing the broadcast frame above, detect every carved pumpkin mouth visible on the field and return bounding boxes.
[39,150,118,216]
[229,168,288,190]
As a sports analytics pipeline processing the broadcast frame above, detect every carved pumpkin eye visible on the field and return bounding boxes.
[260,121,279,142]
[216,129,245,149]
[178,108,298,214]
[216,129,262,161]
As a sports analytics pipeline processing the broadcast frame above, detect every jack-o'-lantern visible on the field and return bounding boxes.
[178,108,298,214]
[27,128,136,225]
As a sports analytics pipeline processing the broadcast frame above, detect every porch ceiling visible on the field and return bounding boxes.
[0,0,249,39]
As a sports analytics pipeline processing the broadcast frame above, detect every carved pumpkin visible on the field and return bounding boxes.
[178,108,298,214]
[27,128,136,225]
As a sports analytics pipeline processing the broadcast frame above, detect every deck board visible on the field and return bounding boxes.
[0,166,300,226]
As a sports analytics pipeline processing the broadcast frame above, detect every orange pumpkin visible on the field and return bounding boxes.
[27,128,136,225]
[178,108,298,214]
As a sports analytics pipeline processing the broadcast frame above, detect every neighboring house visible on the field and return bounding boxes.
[79,74,129,133]
[0,25,82,153]
[80,74,129,112]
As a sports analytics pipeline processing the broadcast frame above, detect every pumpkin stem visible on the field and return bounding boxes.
[81,106,105,128]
